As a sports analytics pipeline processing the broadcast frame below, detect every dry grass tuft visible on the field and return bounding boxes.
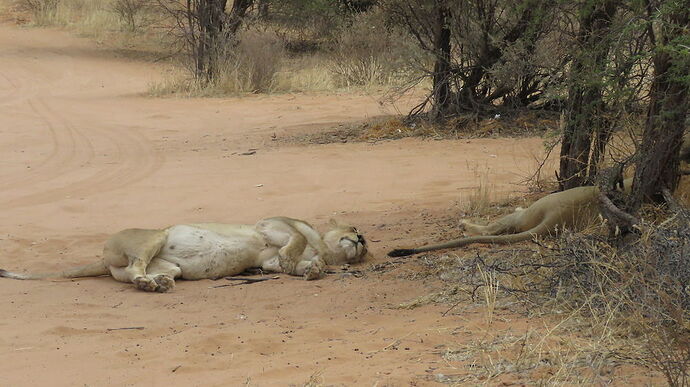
[13,0,61,25]
[149,30,286,97]
[273,55,336,93]
[478,263,499,326]
[462,176,496,218]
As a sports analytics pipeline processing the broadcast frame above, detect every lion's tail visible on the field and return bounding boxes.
[388,223,549,257]
[0,261,109,280]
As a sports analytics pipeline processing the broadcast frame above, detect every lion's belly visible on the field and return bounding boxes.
[158,225,265,280]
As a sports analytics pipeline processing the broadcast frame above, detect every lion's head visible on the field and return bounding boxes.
[323,220,369,264]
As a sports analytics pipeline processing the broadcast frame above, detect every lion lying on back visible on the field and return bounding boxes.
[388,179,632,257]
[1,217,368,292]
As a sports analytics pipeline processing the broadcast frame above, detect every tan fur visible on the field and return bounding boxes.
[388,179,632,257]
[1,217,368,292]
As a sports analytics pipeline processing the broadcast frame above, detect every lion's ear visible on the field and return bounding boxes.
[328,218,339,228]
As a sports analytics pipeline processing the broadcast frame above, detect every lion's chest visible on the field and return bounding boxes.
[158,225,264,279]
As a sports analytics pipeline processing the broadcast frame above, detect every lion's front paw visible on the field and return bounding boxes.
[153,275,175,293]
[133,276,158,292]
[303,260,325,281]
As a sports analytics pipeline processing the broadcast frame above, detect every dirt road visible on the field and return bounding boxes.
[0,23,553,385]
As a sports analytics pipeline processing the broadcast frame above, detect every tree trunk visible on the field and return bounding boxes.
[629,7,689,211]
[558,0,618,190]
[201,0,228,81]
[193,0,253,82]
[431,0,451,120]
[226,0,254,38]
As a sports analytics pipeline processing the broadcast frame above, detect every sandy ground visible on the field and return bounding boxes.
[0,24,660,386]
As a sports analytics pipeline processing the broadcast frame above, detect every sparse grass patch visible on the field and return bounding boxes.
[148,30,285,96]
[146,68,200,97]
[385,168,689,384]
[8,0,168,56]
[283,109,558,146]
[461,176,496,218]
[405,200,689,384]
[15,0,115,34]
[440,322,647,385]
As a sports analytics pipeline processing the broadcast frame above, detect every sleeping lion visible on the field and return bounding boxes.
[1,217,368,292]
[388,178,633,257]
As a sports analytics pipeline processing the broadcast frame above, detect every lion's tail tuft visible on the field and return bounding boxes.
[387,249,418,257]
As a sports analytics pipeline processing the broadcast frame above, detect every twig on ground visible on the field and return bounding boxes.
[324,268,364,277]
[106,326,145,331]
[226,276,275,283]
[209,276,279,288]
[442,299,464,317]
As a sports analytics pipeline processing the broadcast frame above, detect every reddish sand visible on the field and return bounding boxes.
[0,24,659,386]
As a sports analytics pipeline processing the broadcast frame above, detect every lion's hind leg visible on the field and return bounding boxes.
[109,259,179,293]
[256,219,308,276]
[462,212,522,236]
[103,229,168,292]
[461,220,492,236]
[145,259,182,293]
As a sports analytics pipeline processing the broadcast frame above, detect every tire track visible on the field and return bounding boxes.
[0,97,83,190]
[0,61,43,108]
[0,67,28,104]
[0,97,164,209]
[0,34,164,208]
[0,70,21,104]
